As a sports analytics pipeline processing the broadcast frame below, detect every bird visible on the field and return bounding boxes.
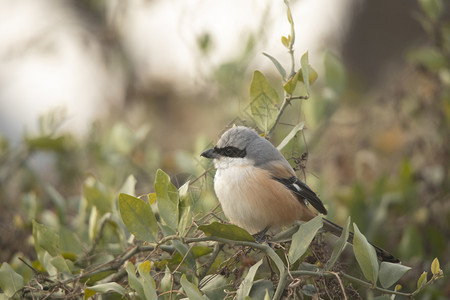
[201,125,399,263]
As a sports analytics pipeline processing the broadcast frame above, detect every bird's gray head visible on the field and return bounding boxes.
[216,126,259,152]
[201,126,286,167]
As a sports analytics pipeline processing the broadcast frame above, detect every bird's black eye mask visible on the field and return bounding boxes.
[214,146,246,158]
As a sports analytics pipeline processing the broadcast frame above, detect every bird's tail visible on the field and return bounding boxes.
[322,218,400,263]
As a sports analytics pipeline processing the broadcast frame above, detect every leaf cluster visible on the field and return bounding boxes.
[0,0,448,299]
[1,169,443,299]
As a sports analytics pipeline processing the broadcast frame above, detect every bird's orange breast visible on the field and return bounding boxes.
[214,164,315,234]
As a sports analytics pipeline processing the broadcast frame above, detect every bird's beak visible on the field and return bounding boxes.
[201,148,218,159]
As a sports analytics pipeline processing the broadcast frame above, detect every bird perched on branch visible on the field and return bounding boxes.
[201,126,399,263]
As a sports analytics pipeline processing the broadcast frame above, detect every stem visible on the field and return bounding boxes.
[284,0,296,78]
[340,272,412,297]
[267,96,291,138]
[197,243,224,281]
[289,47,295,78]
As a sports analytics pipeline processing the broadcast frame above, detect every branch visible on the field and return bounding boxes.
[288,270,413,298]
[184,236,287,300]
[20,244,176,298]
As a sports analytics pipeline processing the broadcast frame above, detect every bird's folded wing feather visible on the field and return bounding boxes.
[272,176,328,215]
[258,160,328,215]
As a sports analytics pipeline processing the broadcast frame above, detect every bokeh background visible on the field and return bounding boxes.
[0,0,449,297]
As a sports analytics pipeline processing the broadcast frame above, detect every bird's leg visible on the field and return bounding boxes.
[243,226,272,256]
[253,225,271,243]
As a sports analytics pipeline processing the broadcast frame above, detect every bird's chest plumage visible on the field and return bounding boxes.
[214,162,264,233]
[213,158,305,234]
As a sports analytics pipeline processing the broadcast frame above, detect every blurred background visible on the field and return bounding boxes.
[0,0,449,297]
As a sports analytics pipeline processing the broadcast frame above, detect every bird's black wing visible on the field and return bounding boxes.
[272,176,328,215]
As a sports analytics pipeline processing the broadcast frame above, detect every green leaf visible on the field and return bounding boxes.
[84,177,112,214]
[237,259,263,299]
[263,52,287,79]
[84,289,96,299]
[107,122,135,155]
[155,169,179,229]
[418,0,443,22]
[285,0,295,45]
[283,71,300,95]
[50,255,72,274]
[326,216,351,270]
[41,251,58,276]
[84,282,126,299]
[198,222,255,242]
[288,216,323,264]
[301,284,316,296]
[160,266,173,294]
[200,275,229,300]
[407,47,449,71]
[286,5,294,25]
[281,36,290,48]
[125,262,145,299]
[46,185,66,222]
[138,260,151,274]
[178,181,192,235]
[192,246,213,258]
[148,193,157,205]
[80,270,115,284]
[180,274,206,300]
[138,261,158,300]
[119,174,137,195]
[25,135,67,151]
[299,262,320,272]
[160,223,177,236]
[300,51,311,96]
[88,206,98,242]
[353,223,379,284]
[277,122,304,151]
[379,262,411,288]
[32,220,60,257]
[59,226,83,256]
[0,263,24,298]
[249,71,280,134]
[298,66,318,86]
[431,257,440,275]
[417,271,428,289]
[118,193,158,243]
[249,280,274,300]
[324,51,346,93]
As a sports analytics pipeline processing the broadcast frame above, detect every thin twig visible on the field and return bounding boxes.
[183,236,287,300]
[19,257,40,274]
[287,270,413,298]
[326,271,347,300]
[197,243,224,282]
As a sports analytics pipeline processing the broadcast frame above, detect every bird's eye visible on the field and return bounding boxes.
[218,146,246,158]
[224,148,234,156]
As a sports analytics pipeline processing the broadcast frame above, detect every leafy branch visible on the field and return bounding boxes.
[248,0,318,142]
[7,204,443,299]
[1,1,447,299]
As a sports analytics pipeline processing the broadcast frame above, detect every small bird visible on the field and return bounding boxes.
[201,126,399,263]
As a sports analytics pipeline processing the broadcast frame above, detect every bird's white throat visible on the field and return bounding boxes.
[213,157,252,170]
